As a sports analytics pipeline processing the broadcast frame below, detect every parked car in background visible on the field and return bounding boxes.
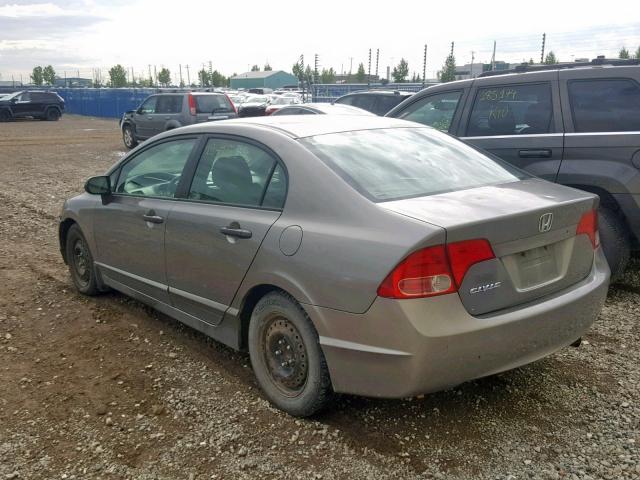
[386,58,640,280]
[265,96,303,115]
[0,90,64,121]
[271,103,374,116]
[248,88,274,95]
[60,115,608,417]
[334,90,413,115]
[237,95,271,117]
[120,92,237,149]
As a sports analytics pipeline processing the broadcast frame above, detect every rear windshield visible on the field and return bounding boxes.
[195,95,233,114]
[301,128,527,202]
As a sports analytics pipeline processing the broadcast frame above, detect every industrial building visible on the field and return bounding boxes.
[230,70,298,90]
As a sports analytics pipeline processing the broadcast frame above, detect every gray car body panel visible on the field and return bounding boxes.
[60,115,610,398]
[386,65,640,243]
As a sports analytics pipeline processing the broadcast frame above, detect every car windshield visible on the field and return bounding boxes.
[2,91,22,100]
[246,95,268,103]
[302,127,527,202]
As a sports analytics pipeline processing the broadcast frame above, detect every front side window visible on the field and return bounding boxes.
[155,95,183,114]
[467,83,552,136]
[568,79,640,132]
[302,128,526,202]
[115,138,197,197]
[139,96,157,114]
[351,95,376,112]
[188,139,282,207]
[17,92,31,102]
[396,91,462,131]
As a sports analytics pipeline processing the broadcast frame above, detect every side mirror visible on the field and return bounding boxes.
[136,107,144,115]
[85,175,111,195]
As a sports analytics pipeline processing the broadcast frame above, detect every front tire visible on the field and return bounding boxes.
[65,224,100,295]
[599,207,631,282]
[248,292,333,417]
[122,124,138,149]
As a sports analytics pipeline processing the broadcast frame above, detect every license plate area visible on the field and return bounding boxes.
[501,243,562,291]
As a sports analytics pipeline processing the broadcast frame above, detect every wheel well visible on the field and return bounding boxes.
[237,284,284,350]
[59,219,77,264]
[566,184,619,212]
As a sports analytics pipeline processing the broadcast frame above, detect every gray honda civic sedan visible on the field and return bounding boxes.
[59,115,610,416]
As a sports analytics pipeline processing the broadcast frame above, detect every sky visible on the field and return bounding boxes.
[1,0,639,84]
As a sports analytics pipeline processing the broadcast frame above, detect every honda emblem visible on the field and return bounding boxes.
[539,213,554,233]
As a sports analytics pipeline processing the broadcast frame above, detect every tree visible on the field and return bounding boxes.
[544,51,558,64]
[211,70,227,87]
[31,66,44,86]
[292,61,303,82]
[304,65,314,85]
[529,58,535,65]
[198,68,210,87]
[42,65,56,85]
[108,64,128,87]
[250,65,260,71]
[320,67,336,84]
[392,58,409,83]
[619,47,630,59]
[635,46,640,60]
[264,63,272,71]
[158,68,171,87]
[438,54,456,82]
[355,63,366,82]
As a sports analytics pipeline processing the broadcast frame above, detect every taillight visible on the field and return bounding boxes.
[446,239,495,287]
[377,239,495,299]
[225,93,237,114]
[188,93,196,115]
[265,107,276,115]
[576,209,599,249]
[377,245,455,299]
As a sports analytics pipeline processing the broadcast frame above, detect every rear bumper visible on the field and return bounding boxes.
[306,248,610,398]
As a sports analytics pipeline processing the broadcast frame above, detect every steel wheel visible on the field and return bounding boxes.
[65,224,100,295]
[262,315,308,396]
[72,237,91,289]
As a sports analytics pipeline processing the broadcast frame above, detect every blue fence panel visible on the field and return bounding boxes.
[54,88,157,119]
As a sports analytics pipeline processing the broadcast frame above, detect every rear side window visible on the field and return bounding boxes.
[155,95,183,114]
[302,128,526,202]
[375,95,406,115]
[350,94,376,112]
[396,91,462,131]
[568,79,640,132]
[467,83,552,136]
[195,95,234,114]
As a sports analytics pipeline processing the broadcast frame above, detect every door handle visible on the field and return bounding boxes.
[143,210,164,224]
[519,149,552,158]
[220,226,252,239]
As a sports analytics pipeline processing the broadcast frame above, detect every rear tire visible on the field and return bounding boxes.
[122,124,138,149]
[248,292,333,417]
[45,108,60,121]
[0,109,11,122]
[65,224,100,296]
[598,207,630,282]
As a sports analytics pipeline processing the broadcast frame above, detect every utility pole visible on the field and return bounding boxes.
[450,41,455,57]
[179,64,183,87]
[422,44,428,87]
[148,64,152,86]
[185,64,190,86]
[367,48,371,86]
[491,41,497,70]
[470,51,475,78]
[349,57,353,75]
[314,53,319,84]
[154,65,157,88]
[540,33,546,64]
[375,48,379,80]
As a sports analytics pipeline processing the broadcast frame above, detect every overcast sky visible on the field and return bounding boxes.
[1,0,639,83]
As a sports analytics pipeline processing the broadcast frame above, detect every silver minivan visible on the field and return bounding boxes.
[120,92,238,149]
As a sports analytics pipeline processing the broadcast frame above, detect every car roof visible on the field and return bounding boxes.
[180,114,419,139]
[341,90,413,97]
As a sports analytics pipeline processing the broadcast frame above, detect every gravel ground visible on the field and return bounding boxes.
[0,115,638,480]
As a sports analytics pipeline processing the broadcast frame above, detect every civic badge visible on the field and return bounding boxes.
[539,213,553,233]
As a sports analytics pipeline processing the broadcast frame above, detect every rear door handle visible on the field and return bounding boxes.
[519,149,552,158]
[143,210,164,224]
[220,226,252,239]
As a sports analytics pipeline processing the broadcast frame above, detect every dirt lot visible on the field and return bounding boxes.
[0,115,638,480]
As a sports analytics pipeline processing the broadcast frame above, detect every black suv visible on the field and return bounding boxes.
[334,90,413,115]
[387,58,640,279]
[0,90,65,121]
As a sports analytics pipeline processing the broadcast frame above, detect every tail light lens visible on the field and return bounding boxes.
[265,107,276,115]
[377,239,494,299]
[188,93,196,116]
[225,93,237,114]
[576,209,599,249]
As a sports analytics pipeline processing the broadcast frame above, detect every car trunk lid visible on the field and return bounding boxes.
[380,178,598,315]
